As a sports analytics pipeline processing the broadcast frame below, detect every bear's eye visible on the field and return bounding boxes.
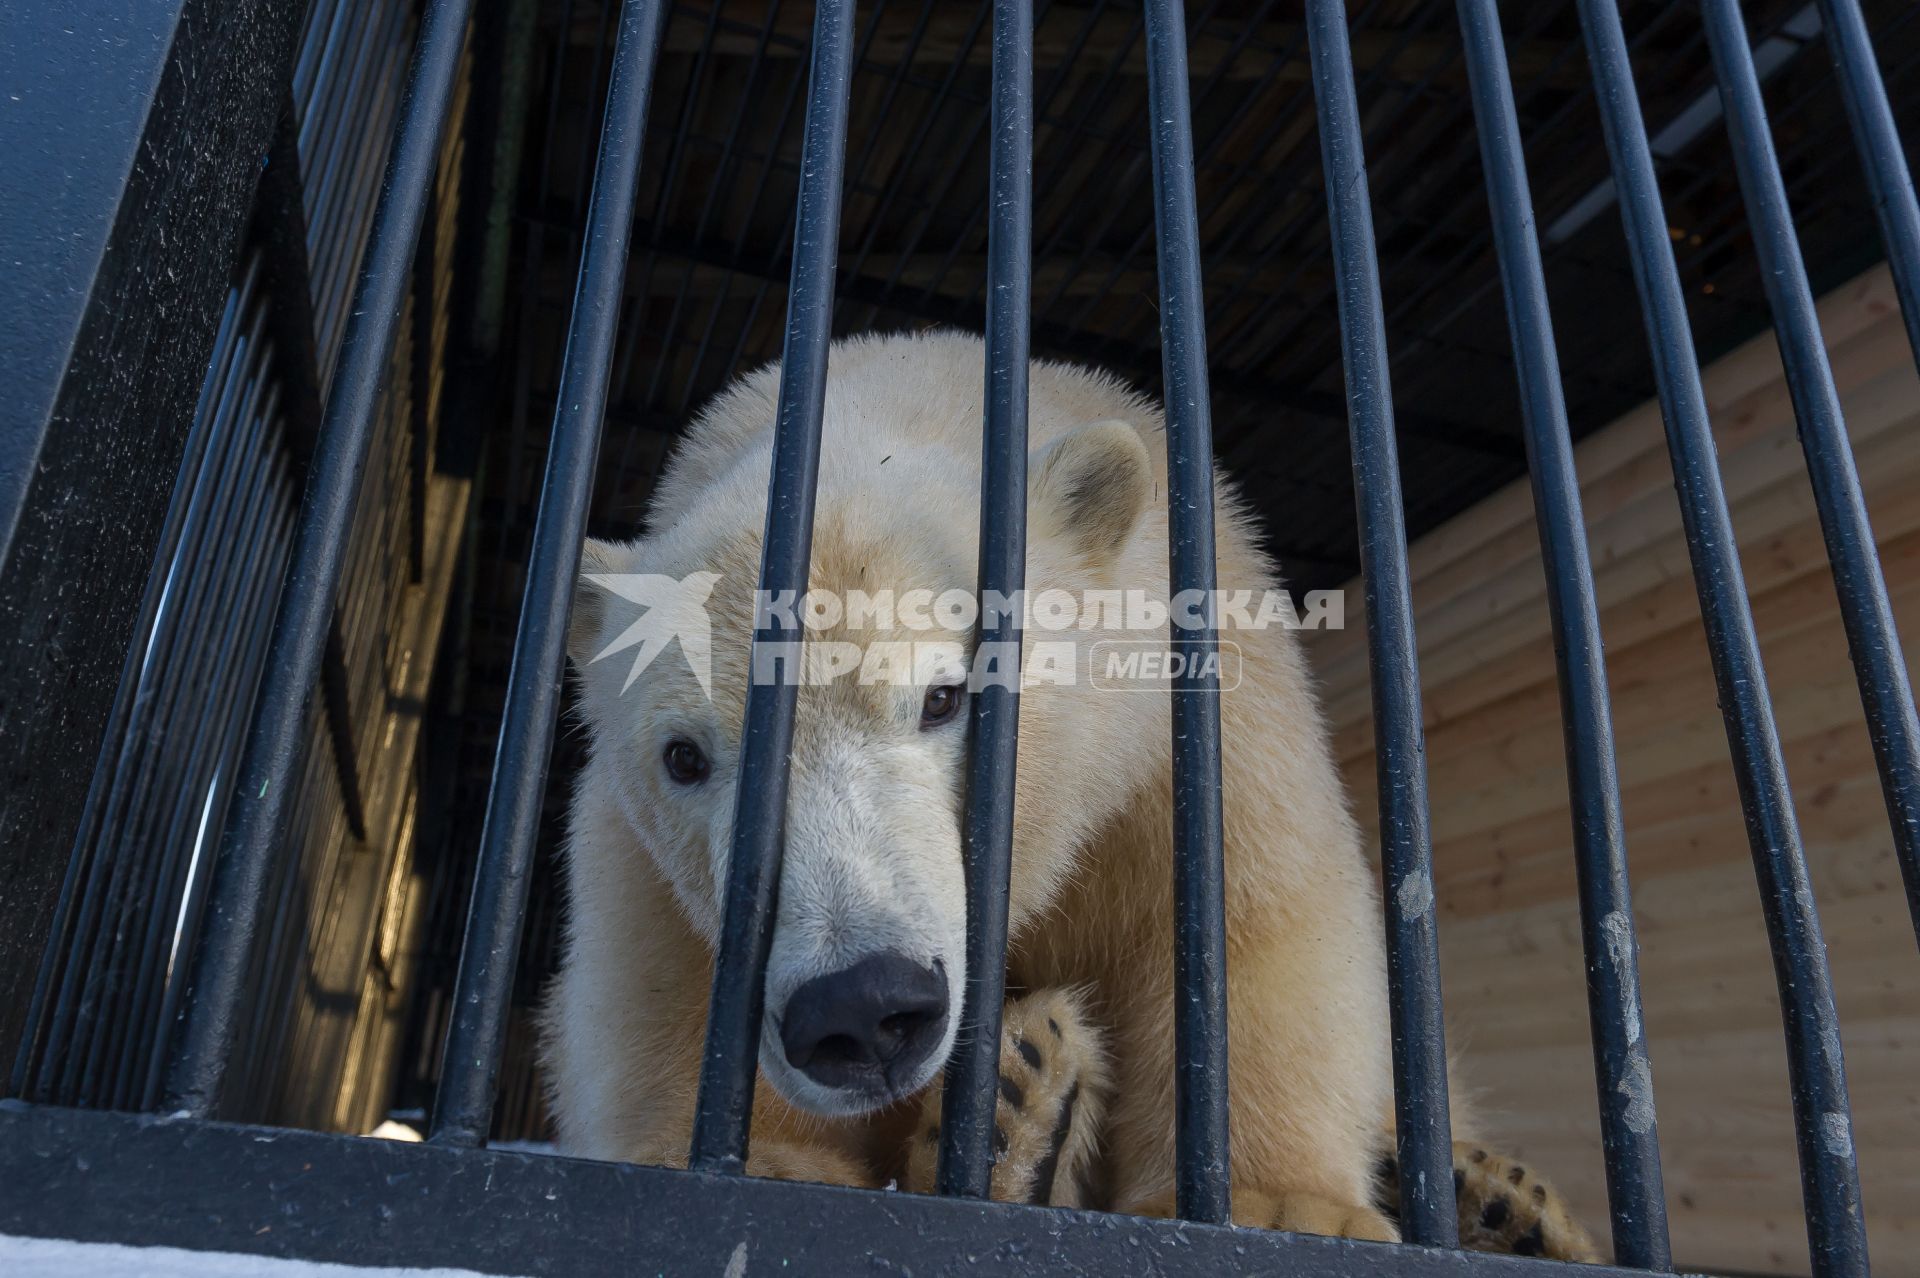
[662,738,710,785]
[920,683,965,728]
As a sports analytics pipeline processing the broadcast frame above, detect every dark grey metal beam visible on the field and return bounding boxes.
[0,1103,1691,1278]
[0,0,305,1069]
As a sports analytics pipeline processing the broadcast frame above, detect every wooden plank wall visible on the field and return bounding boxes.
[1301,264,1920,1275]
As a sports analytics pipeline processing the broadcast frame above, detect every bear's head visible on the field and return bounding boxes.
[567,338,1175,1118]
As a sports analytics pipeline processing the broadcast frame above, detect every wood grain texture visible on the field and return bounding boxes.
[1302,263,1920,1276]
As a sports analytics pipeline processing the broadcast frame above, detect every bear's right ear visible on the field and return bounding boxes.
[568,538,623,668]
[1029,419,1153,565]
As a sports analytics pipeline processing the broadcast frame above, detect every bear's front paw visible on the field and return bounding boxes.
[1250,1190,1400,1242]
[1127,1187,1399,1242]
[1451,1143,1602,1262]
[901,988,1108,1206]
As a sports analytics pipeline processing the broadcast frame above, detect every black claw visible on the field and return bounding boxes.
[1015,1037,1042,1070]
[1026,1082,1080,1206]
[1047,1018,1061,1038]
[999,1075,1025,1109]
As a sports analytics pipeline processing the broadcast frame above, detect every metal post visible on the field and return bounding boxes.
[687,0,858,1175]
[1304,0,1457,1247]
[428,0,670,1149]
[936,0,1034,1200]
[1576,1,1868,1271]
[1454,0,1670,1264]
[1142,0,1233,1227]
[163,0,477,1119]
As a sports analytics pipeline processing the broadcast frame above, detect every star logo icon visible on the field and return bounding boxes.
[584,572,723,698]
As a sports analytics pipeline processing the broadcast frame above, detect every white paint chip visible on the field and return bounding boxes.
[1617,1056,1656,1135]
[1822,1112,1854,1160]
[1396,872,1433,918]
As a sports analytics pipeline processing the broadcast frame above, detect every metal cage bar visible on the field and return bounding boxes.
[935,0,1033,1200]
[1141,0,1234,1226]
[9,268,261,1106]
[1303,0,1457,1249]
[1814,0,1920,367]
[429,0,670,1149]
[1575,1,1868,1272]
[687,0,858,1175]
[1706,0,1920,954]
[1452,0,1671,1266]
[162,0,476,1118]
[5,1,1916,1274]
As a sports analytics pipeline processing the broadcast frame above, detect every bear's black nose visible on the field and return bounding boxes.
[779,953,949,1091]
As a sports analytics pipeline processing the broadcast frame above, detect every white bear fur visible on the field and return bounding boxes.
[543,330,1396,1228]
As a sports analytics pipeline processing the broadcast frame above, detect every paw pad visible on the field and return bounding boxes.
[1450,1143,1601,1263]
[898,989,1105,1209]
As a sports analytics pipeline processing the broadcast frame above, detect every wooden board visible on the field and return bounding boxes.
[1301,263,1920,1276]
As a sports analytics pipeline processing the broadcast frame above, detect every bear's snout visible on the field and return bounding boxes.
[778,954,949,1095]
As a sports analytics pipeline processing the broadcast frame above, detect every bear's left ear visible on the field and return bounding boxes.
[568,538,624,668]
[1029,419,1153,564]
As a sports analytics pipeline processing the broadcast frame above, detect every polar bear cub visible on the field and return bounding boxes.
[545,329,1401,1236]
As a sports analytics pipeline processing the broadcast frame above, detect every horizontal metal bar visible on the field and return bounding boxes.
[161,0,476,1120]
[1575,1,1867,1273]
[1451,0,1671,1266]
[935,0,1033,1201]
[1813,0,1920,367]
[428,0,671,1151]
[0,1104,1688,1278]
[1141,0,1233,1228]
[687,0,858,1175]
[1304,0,1457,1249]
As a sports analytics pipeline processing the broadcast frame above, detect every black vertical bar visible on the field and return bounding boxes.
[1714,0,1913,1212]
[320,616,369,842]
[257,96,327,470]
[935,0,1032,1201]
[1141,0,1232,1227]
[686,0,857,1176]
[1575,2,1868,1273]
[1304,0,1457,1248]
[0,0,305,1067]
[410,185,437,585]
[427,0,670,1150]
[1710,0,1920,951]
[1814,0,1920,367]
[161,0,476,1119]
[5,269,253,1099]
[1454,0,1670,1264]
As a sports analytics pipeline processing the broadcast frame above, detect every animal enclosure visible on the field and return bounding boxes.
[1,1,1917,1275]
